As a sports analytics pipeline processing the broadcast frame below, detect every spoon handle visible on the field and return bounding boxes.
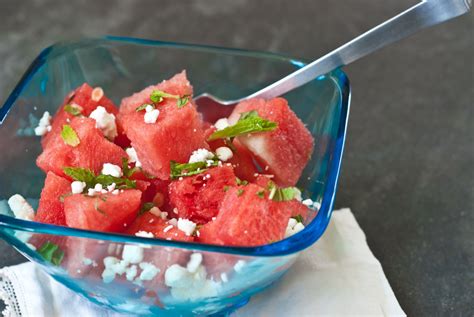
[250,0,471,100]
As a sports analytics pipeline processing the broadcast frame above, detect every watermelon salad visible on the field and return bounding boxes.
[8,71,320,247]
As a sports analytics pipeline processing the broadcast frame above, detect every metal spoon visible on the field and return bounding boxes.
[195,0,471,108]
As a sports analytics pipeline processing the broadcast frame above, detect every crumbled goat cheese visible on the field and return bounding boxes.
[138,262,160,281]
[135,231,154,238]
[89,106,118,140]
[214,118,230,130]
[144,106,160,124]
[302,199,313,206]
[177,218,197,236]
[122,245,144,264]
[112,189,119,195]
[107,183,116,192]
[220,273,228,283]
[126,147,142,167]
[91,87,104,102]
[8,194,34,220]
[186,253,203,273]
[189,148,214,163]
[168,218,178,226]
[234,260,246,273]
[71,181,86,194]
[125,265,138,281]
[215,147,233,161]
[101,163,122,178]
[285,219,305,238]
[34,111,52,136]
[164,256,220,300]
[148,206,162,217]
[88,188,96,196]
[94,184,103,192]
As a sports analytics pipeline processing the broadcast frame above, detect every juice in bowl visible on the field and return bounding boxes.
[0,37,350,316]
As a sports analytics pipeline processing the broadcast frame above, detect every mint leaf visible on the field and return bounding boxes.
[237,189,244,197]
[207,111,277,141]
[64,103,83,116]
[235,177,248,186]
[63,166,136,190]
[136,104,154,112]
[170,160,218,179]
[139,202,155,215]
[292,214,304,223]
[122,158,138,178]
[150,90,179,103]
[61,124,80,147]
[38,241,65,266]
[176,95,190,108]
[63,167,96,187]
[256,190,265,198]
[268,182,299,202]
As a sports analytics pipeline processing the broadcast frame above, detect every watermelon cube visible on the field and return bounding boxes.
[126,212,194,242]
[228,98,314,186]
[34,172,71,226]
[64,189,142,233]
[118,71,208,179]
[169,165,237,224]
[36,117,127,179]
[42,83,119,149]
[197,184,292,246]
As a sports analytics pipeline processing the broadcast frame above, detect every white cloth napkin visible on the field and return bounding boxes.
[0,208,405,317]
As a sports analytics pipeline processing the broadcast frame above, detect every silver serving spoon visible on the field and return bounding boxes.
[195,0,471,108]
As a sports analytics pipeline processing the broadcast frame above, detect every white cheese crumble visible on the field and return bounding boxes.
[285,218,305,238]
[188,148,214,163]
[186,253,203,273]
[135,231,154,238]
[144,105,160,124]
[233,260,246,273]
[177,218,197,236]
[125,265,138,281]
[168,218,178,226]
[101,163,122,178]
[7,194,34,220]
[71,181,86,194]
[220,273,228,283]
[164,253,220,300]
[215,147,233,161]
[138,262,160,281]
[214,118,230,130]
[89,106,118,140]
[122,245,144,264]
[302,199,313,206]
[34,111,52,136]
[107,183,116,192]
[125,147,142,168]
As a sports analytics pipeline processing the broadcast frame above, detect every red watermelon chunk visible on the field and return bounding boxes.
[64,189,141,233]
[169,165,237,224]
[42,83,119,149]
[126,212,194,242]
[197,184,292,246]
[228,98,314,187]
[34,172,71,226]
[36,117,127,179]
[118,71,208,179]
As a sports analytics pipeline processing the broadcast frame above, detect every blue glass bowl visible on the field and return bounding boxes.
[0,36,350,316]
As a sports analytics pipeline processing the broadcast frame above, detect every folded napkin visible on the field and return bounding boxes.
[0,208,405,317]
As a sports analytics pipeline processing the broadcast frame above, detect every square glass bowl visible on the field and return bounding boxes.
[0,36,350,316]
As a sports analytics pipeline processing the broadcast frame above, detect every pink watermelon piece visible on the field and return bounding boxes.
[118,71,208,179]
[169,165,237,224]
[34,172,71,226]
[42,83,120,149]
[36,117,127,179]
[206,126,260,183]
[197,184,292,246]
[64,189,142,233]
[126,212,194,242]
[228,97,314,186]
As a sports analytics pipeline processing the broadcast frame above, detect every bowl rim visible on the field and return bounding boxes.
[0,36,351,257]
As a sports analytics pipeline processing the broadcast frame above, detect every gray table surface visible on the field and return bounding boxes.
[0,0,472,315]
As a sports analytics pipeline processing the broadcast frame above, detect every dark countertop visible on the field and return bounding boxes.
[0,0,472,315]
